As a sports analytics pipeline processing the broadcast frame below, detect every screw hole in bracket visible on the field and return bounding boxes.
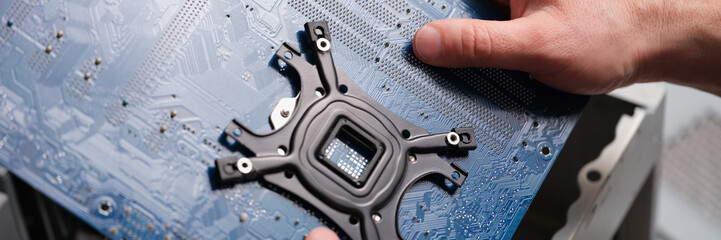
[459,133,472,143]
[587,170,602,182]
[401,129,411,139]
[284,169,294,179]
[315,88,325,97]
[225,135,236,145]
[284,51,293,60]
[314,26,324,36]
[339,85,348,94]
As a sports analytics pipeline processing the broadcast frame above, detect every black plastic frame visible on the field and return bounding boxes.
[215,21,477,240]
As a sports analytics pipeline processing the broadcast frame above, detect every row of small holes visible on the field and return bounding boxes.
[290,0,385,62]
[353,0,398,27]
[480,68,535,105]
[378,45,511,154]
[106,0,209,126]
[0,0,33,44]
[451,68,525,121]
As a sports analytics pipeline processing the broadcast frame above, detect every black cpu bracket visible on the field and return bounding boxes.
[216,21,477,239]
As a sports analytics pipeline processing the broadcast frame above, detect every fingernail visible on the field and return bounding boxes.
[414,25,443,60]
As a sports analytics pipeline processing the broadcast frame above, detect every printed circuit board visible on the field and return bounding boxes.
[0,0,586,239]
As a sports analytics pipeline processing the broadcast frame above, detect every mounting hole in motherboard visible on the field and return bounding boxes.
[97,199,114,217]
[541,146,551,156]
[451,171,459,180]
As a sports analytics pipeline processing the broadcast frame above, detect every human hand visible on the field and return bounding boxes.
[305,227,339,240]
[305,1,720,238]
[413,0,721,95]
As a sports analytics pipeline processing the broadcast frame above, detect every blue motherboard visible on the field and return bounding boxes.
[0,0,586,239]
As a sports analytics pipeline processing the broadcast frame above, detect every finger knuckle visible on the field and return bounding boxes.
[462,23,493,62]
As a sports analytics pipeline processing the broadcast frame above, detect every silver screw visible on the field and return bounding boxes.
[236,158,253,174]
[446,132,460,145]
[316,38,331,52]
[408,154,417,163]
[372,213,382,222]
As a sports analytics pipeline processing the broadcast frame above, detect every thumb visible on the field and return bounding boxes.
[413,16,553,72]
[305,227,339,240]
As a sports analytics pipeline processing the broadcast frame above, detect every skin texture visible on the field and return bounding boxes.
[305,227,339,240]
[413,0,721,95]
[306,0,721,238]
